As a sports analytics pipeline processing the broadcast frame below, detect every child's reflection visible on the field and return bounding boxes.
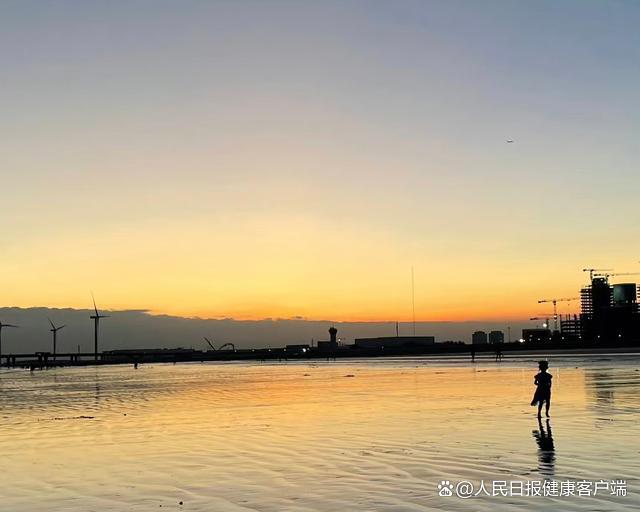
[532,418,555,477]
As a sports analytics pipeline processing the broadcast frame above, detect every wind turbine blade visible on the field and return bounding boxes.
[59,325,66,331]
[48,318,55,329]
[91,292,99,316]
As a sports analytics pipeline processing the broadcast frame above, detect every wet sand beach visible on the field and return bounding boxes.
[0,355,638,511]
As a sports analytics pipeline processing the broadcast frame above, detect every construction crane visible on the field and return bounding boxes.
[582,268,613,280]
[203,337,216,351]
[537,298,578,331]
[530,317,551,329]
[593,271,640,281]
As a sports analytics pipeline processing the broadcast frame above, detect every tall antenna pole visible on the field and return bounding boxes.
[411,266,416,336]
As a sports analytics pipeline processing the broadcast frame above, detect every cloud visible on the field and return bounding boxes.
[0,307,529,354]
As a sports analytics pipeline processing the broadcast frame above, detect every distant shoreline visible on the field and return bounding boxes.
[417,346,640,358]
[3,342,640,370]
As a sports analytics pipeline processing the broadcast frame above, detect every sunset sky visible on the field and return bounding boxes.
[1,1,639,322]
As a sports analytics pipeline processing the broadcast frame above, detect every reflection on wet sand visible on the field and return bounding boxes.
[0,357,637,511]
[532,418,555,477]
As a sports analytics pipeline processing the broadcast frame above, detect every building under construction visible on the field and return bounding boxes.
[527,271,640,345]
[579,276,640,343]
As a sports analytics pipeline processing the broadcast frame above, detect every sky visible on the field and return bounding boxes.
[1,0,639,327]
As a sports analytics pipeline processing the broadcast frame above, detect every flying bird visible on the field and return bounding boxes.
[506,139,514,143]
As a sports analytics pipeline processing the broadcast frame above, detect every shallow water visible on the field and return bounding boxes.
[0,355,638,511]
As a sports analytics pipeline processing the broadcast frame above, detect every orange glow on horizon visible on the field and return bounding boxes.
[0,201,634,322]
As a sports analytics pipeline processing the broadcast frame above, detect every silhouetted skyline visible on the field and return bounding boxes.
[0,306,528,354]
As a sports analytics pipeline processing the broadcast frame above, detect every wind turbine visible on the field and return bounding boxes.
[0,321,18,362]
[90,294,109,362]
[48,318,66,361]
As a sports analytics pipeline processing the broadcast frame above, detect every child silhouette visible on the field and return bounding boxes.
[530,360,552,418]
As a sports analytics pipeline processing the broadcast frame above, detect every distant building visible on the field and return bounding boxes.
[472,331,487,345]
[580,277,640,342]
[613,284,638,306]
[285,344,310,355]
[522,328,551,344]
[581,277,613,316]
[354,336,435,349]
[488,330,504,344]
[560,315,581,341]
[317,326,339,351]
